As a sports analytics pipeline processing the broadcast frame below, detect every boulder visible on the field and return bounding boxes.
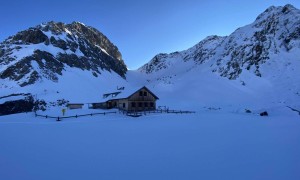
[260,111,269,116]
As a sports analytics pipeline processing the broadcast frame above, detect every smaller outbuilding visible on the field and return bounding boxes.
[67,103,84,110]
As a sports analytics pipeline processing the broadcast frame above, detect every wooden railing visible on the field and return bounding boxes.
[119,109,196,117]
[35,108,196,120]
[35,111,117,121]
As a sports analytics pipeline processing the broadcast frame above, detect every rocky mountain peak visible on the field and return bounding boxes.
[139,4,300,81]
[39,21,122,60]
[0,21,127,87]
[255,4,299,24]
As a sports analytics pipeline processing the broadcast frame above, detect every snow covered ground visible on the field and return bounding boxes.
[0,109,299,180]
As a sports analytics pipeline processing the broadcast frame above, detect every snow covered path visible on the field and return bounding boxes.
[0,111,299,180]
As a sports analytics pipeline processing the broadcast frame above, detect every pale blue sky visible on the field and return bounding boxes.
[1,0,299,69]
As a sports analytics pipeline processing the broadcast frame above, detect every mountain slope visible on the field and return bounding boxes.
[0,21,129,115]
[1,5,300,115]
[137,4,300,111]
[139,4,300,79]
[0,21,127,87]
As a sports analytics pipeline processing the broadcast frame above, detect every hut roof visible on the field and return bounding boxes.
[102,86,159,101]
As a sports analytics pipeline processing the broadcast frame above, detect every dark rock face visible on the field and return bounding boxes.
[12,29,49,44]
[140,53,171,74]
[0,50,64,86]
[0,94,34,116]
[66,22,122,60]
[0,21,127,87]
[50,36,68,50]
[185,35,225,64]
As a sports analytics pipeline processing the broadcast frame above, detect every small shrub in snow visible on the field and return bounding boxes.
[245,109,252,113]
[260,111,268,116]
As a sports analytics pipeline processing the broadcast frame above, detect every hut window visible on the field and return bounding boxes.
[123,103,125,108]
[144,91,148,96]
[144,102,148,107]
[132,102,136,107]
[138,102,142,107]
[139,91,143,96]
[150,102,154,107]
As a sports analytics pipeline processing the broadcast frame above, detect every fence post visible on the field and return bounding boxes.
[76,115,78,118]
[46,115,48,118]
[57,117,61,121]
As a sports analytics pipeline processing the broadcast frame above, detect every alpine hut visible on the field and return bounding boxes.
[91,86,159,111]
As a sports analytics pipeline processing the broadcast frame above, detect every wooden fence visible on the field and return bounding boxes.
[120,109,196,117]
[35,111,117,121]
[35,108,195,120]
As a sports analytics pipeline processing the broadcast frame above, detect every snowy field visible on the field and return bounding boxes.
[0,109,299,180]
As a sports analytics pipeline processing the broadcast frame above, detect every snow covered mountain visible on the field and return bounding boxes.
[139,4,300,79]
[1,4,300,115]
[0,21,128,115]
[137,4,300,111]
[0,21,127,87]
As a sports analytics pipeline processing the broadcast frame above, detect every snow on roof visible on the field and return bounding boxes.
[102,86,137,100]
[102,86,158,101]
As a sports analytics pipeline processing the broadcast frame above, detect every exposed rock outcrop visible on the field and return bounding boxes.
[0,21,127,87]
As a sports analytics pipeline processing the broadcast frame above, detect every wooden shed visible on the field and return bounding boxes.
[67,103,84,109]
[100,86,159,112]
